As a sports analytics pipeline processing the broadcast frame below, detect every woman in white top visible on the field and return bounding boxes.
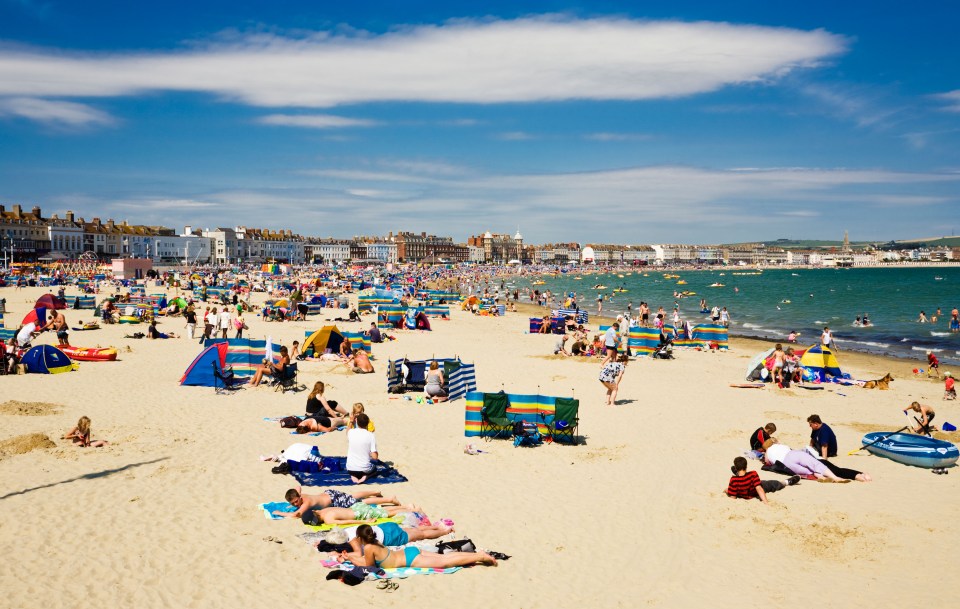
[219,307,232,339]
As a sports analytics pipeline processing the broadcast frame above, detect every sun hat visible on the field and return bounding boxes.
[945,371,953,378]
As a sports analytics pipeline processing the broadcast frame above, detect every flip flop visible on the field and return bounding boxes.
[377,580,399,592]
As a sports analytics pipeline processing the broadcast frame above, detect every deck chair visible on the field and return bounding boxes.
[272,362,301,393]
[480,391,513,441]
[212,362,242,395]
[544,397,580,445]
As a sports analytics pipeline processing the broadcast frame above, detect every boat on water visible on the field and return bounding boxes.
[862,432,958,469]
[709,283,725,287]
[676,280,687,285]
[613,288,628,293]
[935,276,944,281]
[61,345,119,362]
[593,285,607,290]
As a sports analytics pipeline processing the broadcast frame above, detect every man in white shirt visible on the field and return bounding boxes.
[346,414,378,484]
[600,321,620,367]
[16,322,37,348]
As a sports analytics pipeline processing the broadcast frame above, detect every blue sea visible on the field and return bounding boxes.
[514,267,960,365]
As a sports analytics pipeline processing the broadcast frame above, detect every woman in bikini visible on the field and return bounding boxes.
[342,524,497,569]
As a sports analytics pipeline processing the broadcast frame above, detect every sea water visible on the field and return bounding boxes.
[517,267,960,365]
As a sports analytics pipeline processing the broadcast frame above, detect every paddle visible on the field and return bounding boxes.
[848,426,910,456]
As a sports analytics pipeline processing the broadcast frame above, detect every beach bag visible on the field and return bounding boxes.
[280,416,303,428]
[436,539,476,554]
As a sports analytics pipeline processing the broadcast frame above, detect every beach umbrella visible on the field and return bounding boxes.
[35,293,67,310]
[22,306,48,326]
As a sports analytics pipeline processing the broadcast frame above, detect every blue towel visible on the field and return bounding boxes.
[289,457,409,486]
[260,501,296,520]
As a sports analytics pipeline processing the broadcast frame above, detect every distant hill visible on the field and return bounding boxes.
[721,236,960,249]
[895,236,960,247]
[720,239,849,249]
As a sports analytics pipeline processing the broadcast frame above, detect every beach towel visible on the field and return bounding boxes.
[305,515,403,532]
[260,501,296,520]
[289,457,409,486]
[320,558,462,579]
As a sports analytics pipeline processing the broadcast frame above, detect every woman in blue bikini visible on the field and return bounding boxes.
[345,525,497,568]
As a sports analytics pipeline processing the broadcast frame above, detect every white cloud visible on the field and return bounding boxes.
[934,90,960,112]
[584,132,652,141]
[257,114,378,128]
[0,17,846,108]
[0,96,114,127]
[495,131,537,141]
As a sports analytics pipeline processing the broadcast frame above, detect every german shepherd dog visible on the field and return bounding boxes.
[861,373,894,390]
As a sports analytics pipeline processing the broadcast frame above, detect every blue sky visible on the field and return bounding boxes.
[1,1,958,244]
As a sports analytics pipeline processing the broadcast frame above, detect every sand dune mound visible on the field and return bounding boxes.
[0,433,57,458]
[0,401,63,416]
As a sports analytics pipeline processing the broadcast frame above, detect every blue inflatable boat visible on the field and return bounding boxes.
[862,432,959,469]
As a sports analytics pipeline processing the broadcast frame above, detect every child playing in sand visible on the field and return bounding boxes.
[63,416,109,447]
[904,401,936,434]
[350,403,375,431]
[725,456,798,504]
[927,352,941,379]
[945,372,956,400]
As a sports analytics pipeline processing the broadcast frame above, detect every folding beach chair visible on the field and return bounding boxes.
[212,362,242,395]
[272,362,302,393]
[480,391,513,441]
[543,397,580,445]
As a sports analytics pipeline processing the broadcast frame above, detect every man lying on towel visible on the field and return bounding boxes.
[301,502,420,526]
[272,487,400,519]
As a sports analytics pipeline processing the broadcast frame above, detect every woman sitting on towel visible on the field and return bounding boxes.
[763,439,871,482]
[339,524,498,569]
[305,382,349,418]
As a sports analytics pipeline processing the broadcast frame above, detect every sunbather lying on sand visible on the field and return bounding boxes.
[763,439,871,482]
[336,524,497,568]
[272,487,399,519]
[296,414,348,434]
[325,521,453,549]
[301,502,421,526]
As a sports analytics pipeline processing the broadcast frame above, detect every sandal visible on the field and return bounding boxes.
[377,580,399,592]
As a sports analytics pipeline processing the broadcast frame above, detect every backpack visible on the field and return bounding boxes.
[436,539,476,554]
[279,416,303,428]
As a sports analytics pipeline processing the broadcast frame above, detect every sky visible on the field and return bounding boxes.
[1,1,958,245]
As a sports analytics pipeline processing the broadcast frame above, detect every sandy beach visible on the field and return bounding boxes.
[1,285,957,609]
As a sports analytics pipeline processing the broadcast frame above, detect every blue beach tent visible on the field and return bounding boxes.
[22,344,74,374]
[180,343,230,386]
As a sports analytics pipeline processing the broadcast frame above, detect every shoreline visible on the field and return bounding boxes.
[510,300,947,375]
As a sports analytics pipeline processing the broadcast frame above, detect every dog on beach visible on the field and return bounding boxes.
[861,373,894,390]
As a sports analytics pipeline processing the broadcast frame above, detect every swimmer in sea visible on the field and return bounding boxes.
[862,313,870,326]
[854,316,861,327]
[918,310,928,323]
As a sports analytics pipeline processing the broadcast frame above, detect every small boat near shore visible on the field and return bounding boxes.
[862,432,958,469]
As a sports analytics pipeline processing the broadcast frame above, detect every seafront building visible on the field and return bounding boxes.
[1,203,957,267]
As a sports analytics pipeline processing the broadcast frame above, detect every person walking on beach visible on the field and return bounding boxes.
[720,307,730,328]
[51,310,69,346]
[599,354,629,406]
[183,304,197,340]
[600,322,620,367]
[219,307,231,339]
[820,326,838,352]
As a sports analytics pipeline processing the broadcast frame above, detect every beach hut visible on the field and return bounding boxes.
[303,326,346,356]
[21,344,74,374]
[799,344,843,382]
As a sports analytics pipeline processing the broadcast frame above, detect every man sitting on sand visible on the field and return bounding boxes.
[726,456,799,504]
[346,349,375,374]
[272,487,400,519]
